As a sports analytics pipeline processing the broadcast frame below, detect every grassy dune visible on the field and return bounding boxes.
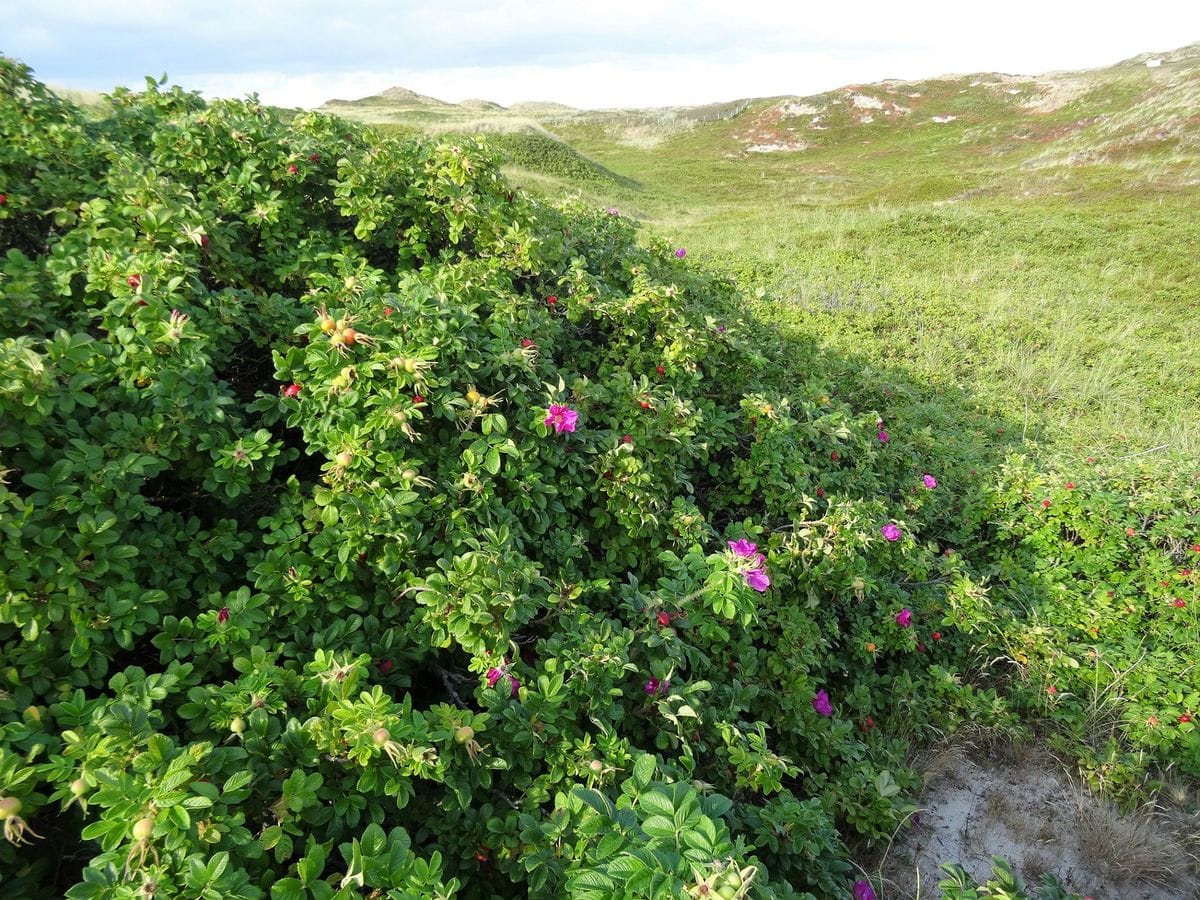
[323,47,1200,455]
[537,49,1200,456]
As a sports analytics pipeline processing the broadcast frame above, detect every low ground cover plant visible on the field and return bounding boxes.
[1,60,1195,897]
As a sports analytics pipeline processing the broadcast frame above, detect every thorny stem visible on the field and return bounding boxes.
[435,666,470,709]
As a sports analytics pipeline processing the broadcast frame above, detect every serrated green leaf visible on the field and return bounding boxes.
[637,790,675,820]
[640,815,676,839]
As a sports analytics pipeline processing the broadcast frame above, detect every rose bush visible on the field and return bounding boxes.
[2,59,1192,898]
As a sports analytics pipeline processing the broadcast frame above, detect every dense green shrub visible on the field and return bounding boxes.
[1,58,1194,898]
[956,455,1200,797]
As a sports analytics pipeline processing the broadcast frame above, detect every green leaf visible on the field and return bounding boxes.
[270,878,307,900]
[570,870,617,891]
[640,815,677,840]
[485,446,501,475]
[702,794,733,820]
[606,855,650,877]
[572,786,616,819]
[222,771,253,795]
[632,754,655,789]
[637,790,676,820]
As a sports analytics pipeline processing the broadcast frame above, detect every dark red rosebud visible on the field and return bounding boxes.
[0,194,7,204]
[520,338,534,348]
[412,394,424,404]
[200,234,211,249]
[282,383,301,398]
[656,364,665,377]
[830,451,840,461]
[621,434,633,445]
[287,163,298,175]
[217,607,230,624]
[656,611,672,627]
[816,487,825,498]
[1180,713,1193,724]
[382,306,394,316]
[378,659,394,674]
[128,273,142,289]
[309,153,320,162]
[546,295,558,306]
[136,299,148,307]
[932,631,942,641]
[639,400,650,409]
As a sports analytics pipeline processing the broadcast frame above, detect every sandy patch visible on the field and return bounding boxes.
[781,101,821,117]
[745,142,808,153]
[870,748,1196,899]
[1020,79,1092,113]
[851,94,886,110]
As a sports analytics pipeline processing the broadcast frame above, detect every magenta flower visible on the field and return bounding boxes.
[881,523,901,542]
[895,608,912,628]
[812,689,832,717]
[674,248,686,258]
[606,207,620,216]
[644,677,669,695]
[217,607,230,624]
[923,474,937,489]
[743,567,770,593]
[727,539,758,558]
[716,324,727,334]
[877,429,890,444]
[853,880,877,900]
[485,667,504,688]
[544,404,579,434]
[508,675,520,697]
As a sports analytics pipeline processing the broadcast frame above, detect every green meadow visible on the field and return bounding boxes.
[492,53,1200,458]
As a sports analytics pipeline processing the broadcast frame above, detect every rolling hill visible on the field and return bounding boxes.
[315,46,1200,455]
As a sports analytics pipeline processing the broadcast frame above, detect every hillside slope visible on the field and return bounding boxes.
[321,43,1200,180]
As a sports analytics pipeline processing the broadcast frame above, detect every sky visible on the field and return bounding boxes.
[3,1,1199,109]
